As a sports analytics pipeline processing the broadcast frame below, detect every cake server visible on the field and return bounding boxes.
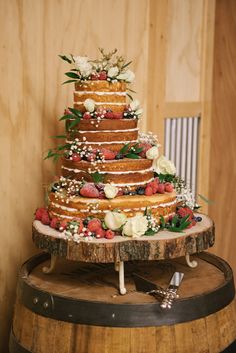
[132,272,184,309]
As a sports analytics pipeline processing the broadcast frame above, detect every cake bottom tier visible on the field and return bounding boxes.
[48,192,177,221]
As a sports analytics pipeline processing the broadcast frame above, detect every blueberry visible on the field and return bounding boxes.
[196,216,202,222]
[136,187,145,195]
[115,153,124,160]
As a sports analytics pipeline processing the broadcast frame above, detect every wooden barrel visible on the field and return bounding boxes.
[10,252,236,353]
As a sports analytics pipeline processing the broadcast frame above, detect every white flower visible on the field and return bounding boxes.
[122,214,148,238]
[146,146,159,160]
[107,66,119,78]
[130,99,140,111]
[84,98,95,112]
[104,184,118,199]
[117,70,135,83]
[135,108,143,116]
[104,211,127,230]
[74,56,92,77]
[153,155,176,175]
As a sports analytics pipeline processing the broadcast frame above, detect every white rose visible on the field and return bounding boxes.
[122,214,148,238]
[104,211,127,230]
[146,146,159,160]
[153,155,176,175]
[84,98,95,112]
[130,99,140,111]
[117,70,135,83]
[108,66,119,78]
[74,56,92,77]
[104,184,118,199]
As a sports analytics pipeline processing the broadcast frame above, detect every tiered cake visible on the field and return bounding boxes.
[35,49,198,241]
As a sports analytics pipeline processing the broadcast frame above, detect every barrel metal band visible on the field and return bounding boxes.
[17,252,235,328]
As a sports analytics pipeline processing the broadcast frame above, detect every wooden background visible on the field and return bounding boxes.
[0,0,235,351]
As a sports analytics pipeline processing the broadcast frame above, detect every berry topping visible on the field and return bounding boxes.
[87,218,102,233]
[157,183,165,194]
[50,217,59,229]
[136,187,145,195]
[145,185,153,196]
[59,220,68,231]
[35,207,47,221]
[80,183,100,198]
[83,112,91,119]
[101,148,117,160]
[177,207,194,219]
[164,182,174,193]
[95,228,106,238]
[105,229,115,239]
[72,153,82,162]
[112,112,123,119]
[104,111,114,119]
[91,73,99,80]
[41,212,50,225]
[137,143,152,158]
[98,71,107,80]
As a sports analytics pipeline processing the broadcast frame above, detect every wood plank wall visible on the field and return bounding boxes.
[0,0,222,350]
[209,0,236,275]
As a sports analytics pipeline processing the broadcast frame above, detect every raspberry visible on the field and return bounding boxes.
[105,229,115,239]
[104,111,114,119]
[157,183,165,194]
[41,212,50,225]
[177,207,194,219]
[83,112,91,119]
[95,228,106,238]
[35,207,47,221]
[80,183,100,198]
[50,217,59,229]
[112,112,123,119]
[148,179,159,194]
[101,148,117,160]
[164,182,173,193]
[59,220,68,231]
[87,218,102,232]
[72,153,82,162]
[117,189,123,196]
[99,71,107,80]
[137,143,152,158]
[145,186,153,196]
[86,153,97,162]
[98,191,106,199]
[91,73,99,80]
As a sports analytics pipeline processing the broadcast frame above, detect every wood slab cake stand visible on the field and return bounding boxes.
[32,214,214,295]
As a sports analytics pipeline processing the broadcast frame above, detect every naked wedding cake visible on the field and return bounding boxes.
[34,49,199,241]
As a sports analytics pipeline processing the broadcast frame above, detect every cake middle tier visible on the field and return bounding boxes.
[61,158,154,187]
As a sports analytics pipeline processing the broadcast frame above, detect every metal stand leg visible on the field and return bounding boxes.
[185,253,198,268]
[115,261,127,295]
[42,254,57,274]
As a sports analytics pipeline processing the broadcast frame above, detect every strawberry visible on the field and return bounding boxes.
[157,183,165,194]
[112,112,123,119]
[35,207,47,221]
[80,183,100,198]
[83,112,91,119]
[145,186,153,196]
[164,182,174,193]
[72,153,82,162]
[41,212,50,225]
[95,228,106,238]
[101,148,117,160]
[105,229,115,239]
[177,207,194,219]
[50,217,60,229]
[99,71,107,80]
[88,218,102,232]
[59,220,68,231]
[104,111,114,119]
[91,73,99,80]
[138,143,152,158]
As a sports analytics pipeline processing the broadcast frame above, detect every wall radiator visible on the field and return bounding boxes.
[164,116,200,196]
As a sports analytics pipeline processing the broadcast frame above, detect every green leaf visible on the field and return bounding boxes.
[127,88,137,93]
[120,143,130,155]
[65,72,80,79]
[160,215,166,229]
[59,55,72,64]
[121,61,132,69]
[132,147,143,154]
[144,229,157,236]
[57,143,70,151]
[51,135,66,139]
[68,107,83,117]
[198,194,214,204]
[91,172,105,183]
[68,117,81,129]
[126,93,133,101]
[126,153,140,159]
[62,79,78,85]
[59,114,72,121]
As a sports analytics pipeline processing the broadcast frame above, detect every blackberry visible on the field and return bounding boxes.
[115,153,124,160]
[83,219,89,226]
[136,187,145,195]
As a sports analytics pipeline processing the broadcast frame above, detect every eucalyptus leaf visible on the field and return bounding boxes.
[91,172,104,183]
[59,55,72,64]
[62,79,78,85]
[59,114,73,121]
[126,153,140,159]
[65,72,80,79]
[68,107,83,117]
[121,61,132,69]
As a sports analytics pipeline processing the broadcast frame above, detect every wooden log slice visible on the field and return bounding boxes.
[10,252,236,353]
[32,214,214,263]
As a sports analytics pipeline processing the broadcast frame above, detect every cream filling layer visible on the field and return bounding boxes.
[74,101,126,106]
[66,139,138,145]
[50,199,177,218]
[62,166,153,175]
[78,128,138,133]
[74,91,126,96]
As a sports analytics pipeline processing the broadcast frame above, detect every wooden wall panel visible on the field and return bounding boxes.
[209,0,236,271]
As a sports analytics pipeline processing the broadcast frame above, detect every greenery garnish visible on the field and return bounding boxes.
[59,107,82,131]
[44,143,70,162]
[160,214,191,233]
[198,194,214,204]
[119,143,143,159]
[90,172,105,183]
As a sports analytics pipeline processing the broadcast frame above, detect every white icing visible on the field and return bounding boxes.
[74,101,126,106]
[74,91,126,96]
[51,202,78,212]
[66,139,138,145]
[62,166,153,175]
[78,128,138,133]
